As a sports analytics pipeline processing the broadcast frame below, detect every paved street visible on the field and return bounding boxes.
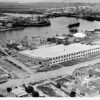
[1,57,100,90]
[5,57,33,74]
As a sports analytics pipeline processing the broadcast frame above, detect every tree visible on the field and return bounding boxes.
[0,94,4,97]
[32,91,39,97]
[23,84,34,94]
[27,86,34,94]
[23,84,30,93]
[69,91,76,97]
[7,87,12,93]
[56,83,61,89]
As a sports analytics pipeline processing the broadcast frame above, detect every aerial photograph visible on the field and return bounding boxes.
[1,0,100,97]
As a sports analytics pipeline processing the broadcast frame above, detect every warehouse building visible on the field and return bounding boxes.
[19,43,100,67]
[73,32,87,38]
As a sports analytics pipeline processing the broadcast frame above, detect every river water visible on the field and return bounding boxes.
[0,13,100,45]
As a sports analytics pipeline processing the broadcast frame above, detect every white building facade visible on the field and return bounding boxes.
[19,43,100,67]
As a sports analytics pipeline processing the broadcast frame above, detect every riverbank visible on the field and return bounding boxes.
[0,17,99,45]
[43,13,100,22]
[0,27,24,32]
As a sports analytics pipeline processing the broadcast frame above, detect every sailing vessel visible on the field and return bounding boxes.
[68,22,80,28]
[69,28,78,33]
[67,18,80,28]
[68,18,79,33]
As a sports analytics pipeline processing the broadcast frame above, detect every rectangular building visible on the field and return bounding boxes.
[19,43,100,67]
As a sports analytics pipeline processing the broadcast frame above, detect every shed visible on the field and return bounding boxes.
[73,33,87,38]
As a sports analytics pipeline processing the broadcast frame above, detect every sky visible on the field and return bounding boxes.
[0,0,100,3]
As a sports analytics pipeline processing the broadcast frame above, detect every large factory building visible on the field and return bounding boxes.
[19,43,100,67]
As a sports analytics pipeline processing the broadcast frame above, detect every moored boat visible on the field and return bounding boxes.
[68,22,80,28]
[69,28,78,33]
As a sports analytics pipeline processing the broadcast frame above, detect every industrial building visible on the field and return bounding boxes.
[10,87,28,97]
[19,43,100,67]
[28,36,47,48]
[73,33,87,38]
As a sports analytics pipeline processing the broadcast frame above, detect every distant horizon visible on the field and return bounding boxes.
[0,0,100,3]
[0,1,100,4]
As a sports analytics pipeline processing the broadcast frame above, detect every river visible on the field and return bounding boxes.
[0,13,100,45]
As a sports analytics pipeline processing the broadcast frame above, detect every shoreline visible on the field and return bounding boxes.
[0,27,24,32]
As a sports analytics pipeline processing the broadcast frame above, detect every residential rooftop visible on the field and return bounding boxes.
[55,36,66,40]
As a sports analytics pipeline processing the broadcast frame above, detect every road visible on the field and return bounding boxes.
[5,57,33,74]
[1,57,100,90]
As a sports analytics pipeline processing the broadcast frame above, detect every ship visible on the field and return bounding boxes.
[67,18,80,28]
[12,19,51,27]
[12,15,51,27]
[69,28,78,33]
[27,19,51,27]
[68,22,80,28]
[68,19,79,33]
